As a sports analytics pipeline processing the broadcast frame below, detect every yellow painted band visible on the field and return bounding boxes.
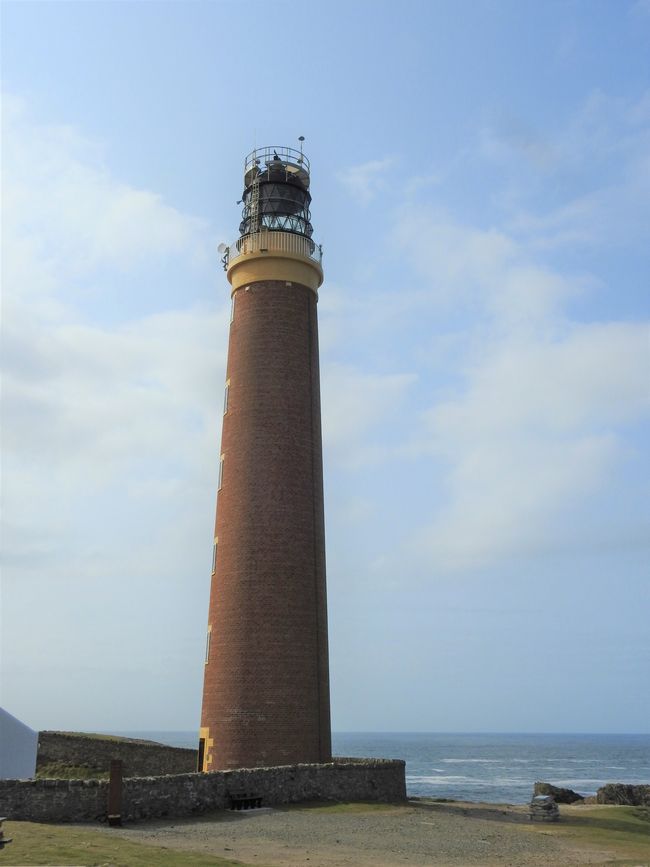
[199,726,214,772]
[227,250,323,294]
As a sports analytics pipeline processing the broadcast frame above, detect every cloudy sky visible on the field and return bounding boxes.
[2,0,648,735]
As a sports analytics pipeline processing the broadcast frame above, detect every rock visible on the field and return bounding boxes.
[533,782,584,804]
[529,794,560,822]
[596,784,650,806]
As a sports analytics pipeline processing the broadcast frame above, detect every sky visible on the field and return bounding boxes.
[1,0,649,736]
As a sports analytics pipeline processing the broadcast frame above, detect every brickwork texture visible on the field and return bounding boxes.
[200,279,331,770]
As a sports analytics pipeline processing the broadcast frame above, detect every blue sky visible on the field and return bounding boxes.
[2,0,649,735]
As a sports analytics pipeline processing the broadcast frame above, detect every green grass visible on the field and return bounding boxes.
[51,731,159,744]
[36,762,108,780]
[529,805,650,865]
[2,820,262,867]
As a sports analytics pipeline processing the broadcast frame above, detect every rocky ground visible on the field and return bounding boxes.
[92,799,650,866]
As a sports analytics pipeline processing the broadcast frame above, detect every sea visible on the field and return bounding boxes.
[112,731,650,805]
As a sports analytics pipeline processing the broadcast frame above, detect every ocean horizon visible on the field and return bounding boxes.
[109,730,650,804]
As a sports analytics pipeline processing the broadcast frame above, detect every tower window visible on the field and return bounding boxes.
[211,538,218,574]
[205,626,212,664]
[230,295,235,323]
[218,455,224,490]
[223,380,230,415]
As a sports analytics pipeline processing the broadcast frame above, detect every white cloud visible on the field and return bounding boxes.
[395,207,516,288]
[414,321,649,571]
[418,435,621,573]
[393,206,587,326]
[2,96,226,514]
[386,88,650,575]
[2,302,226,483]
[428,322,649,439]
[336,157,395,204]
[328,89,650,580]
[482,91,650,250]
[1,96,227,725]
[322,363,416,466]
[3,97,210,290]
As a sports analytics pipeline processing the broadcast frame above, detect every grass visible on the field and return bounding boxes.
[529,805,650,865]
[36,763,108,780]
[5,803,648,866]
[50,731,159,744]
[2,820,262,867]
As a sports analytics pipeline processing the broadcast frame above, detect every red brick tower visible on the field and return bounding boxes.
[199,144,331,771]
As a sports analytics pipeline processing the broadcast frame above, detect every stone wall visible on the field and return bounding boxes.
[0,758,406,823]
[37,732,197,778]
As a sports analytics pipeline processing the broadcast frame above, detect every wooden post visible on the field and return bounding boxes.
[107,759,123,826]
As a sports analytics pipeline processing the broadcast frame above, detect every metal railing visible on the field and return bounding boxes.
[244,145,310,177]
[226,231,323,267]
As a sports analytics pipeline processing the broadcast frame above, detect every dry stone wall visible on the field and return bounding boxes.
[1,758,406,823]
[37,732,197,778]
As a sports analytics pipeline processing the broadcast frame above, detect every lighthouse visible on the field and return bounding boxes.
[199,143,332,771]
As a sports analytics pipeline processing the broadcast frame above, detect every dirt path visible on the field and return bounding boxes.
[95,801,638,867]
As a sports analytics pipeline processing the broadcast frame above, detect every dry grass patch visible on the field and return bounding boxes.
[279,800,402,814]
[528,805,650,865]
